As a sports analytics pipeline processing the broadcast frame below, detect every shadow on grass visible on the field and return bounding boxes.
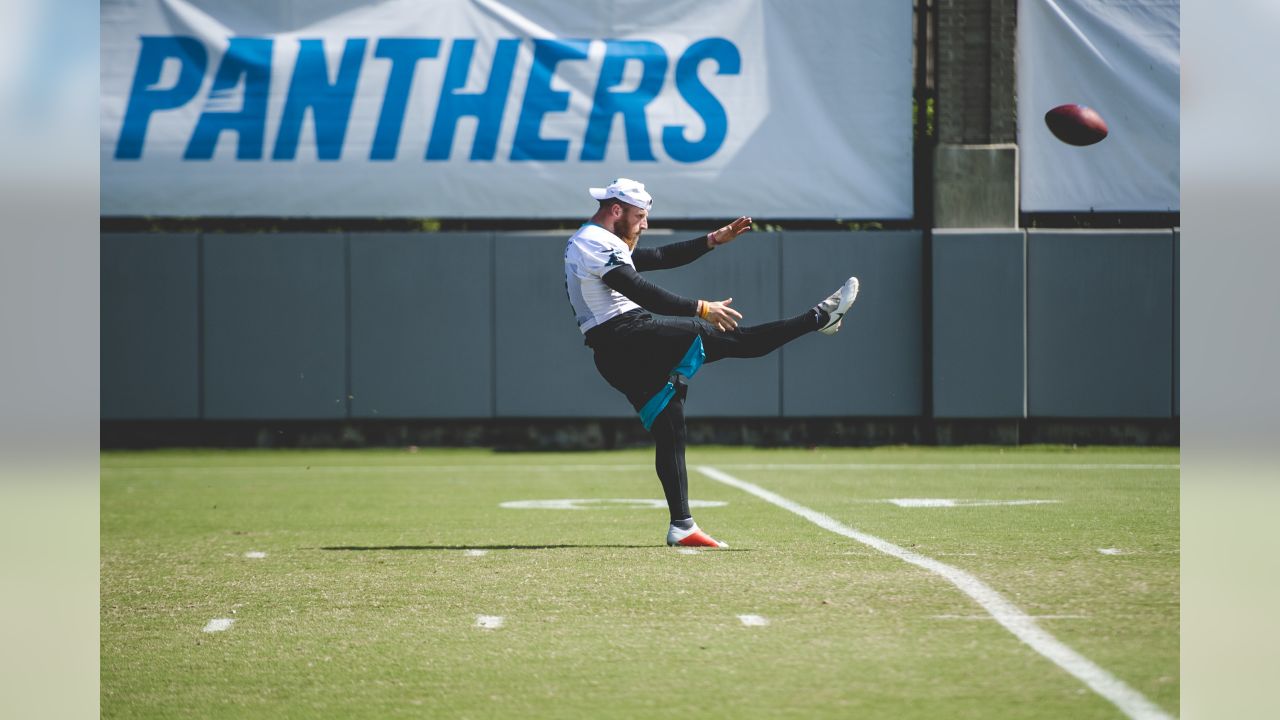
[319,544,749,552]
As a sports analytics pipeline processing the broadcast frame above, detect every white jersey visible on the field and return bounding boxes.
[564,223,641,333]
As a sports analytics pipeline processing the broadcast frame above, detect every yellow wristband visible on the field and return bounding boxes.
[698,300,709,319]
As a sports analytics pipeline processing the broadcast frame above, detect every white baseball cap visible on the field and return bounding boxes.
[588,178,652,210]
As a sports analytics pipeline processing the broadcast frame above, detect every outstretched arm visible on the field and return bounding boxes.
[631,236,713,271]
[603,266,742,330]
[632,216,754,271]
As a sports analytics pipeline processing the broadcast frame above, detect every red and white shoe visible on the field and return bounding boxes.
[666,522,728,548]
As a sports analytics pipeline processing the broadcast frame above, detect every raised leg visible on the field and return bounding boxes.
[701,310,820,362]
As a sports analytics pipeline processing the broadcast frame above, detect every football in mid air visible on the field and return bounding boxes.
[1044,104,1109,146]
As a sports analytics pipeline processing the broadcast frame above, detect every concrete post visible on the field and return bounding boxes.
[933,0,1019,228]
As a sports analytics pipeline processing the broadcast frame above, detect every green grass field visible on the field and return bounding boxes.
[101,446,1178,719]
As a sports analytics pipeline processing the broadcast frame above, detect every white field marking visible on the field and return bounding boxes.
[464,549,489,557]
[244,551,267,559]
[499,498,727,511]
[475,615,504,630]
[676,548,701,555]
[1098,548,1126,555]
[716,463,1178,471]
[737,614,770,627]
[202,618,234,633]
[695,465,1174,720]
[933,614,1088,621]
[885,498,1061,508]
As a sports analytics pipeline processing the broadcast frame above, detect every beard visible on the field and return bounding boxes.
[618,226,641,249]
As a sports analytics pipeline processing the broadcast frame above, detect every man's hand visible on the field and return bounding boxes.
[701,297,742,331]
[707,216,753,247]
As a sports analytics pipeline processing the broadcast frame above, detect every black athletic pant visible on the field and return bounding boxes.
[699,312,819,362]
[589,309,820,523]
[650,394,692,522]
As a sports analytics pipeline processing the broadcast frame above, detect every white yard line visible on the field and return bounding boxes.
[718,463,1178,471]
[464,549,489,557]
[933,614,1088,621]
[695,465,1174,720]
[243,551,267,559]
[202,618,234,633]
[676,548,701,555]
[475,615,504,630]
[884,498,1060,508]
[737,614,770,627]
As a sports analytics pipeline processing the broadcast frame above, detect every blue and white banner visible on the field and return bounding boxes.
[1018,0,1180,212]
[102,0,913,218]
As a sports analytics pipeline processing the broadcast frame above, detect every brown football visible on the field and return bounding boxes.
[1044,104,1109,146]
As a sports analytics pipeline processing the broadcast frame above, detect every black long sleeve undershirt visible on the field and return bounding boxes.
[602,265,698,317]
[631,235,713,271]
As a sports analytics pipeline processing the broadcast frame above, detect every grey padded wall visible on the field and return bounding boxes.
[493,233,630,418]
[1027,230,1174,417]
[203,233,348,419]
[781,231,924,416]
[102,229,1178,423]
[932,230,1026,418]
[1173,228,1179,417]
[101,233,200,419]
[647,231,782,416]
[349,233,493,419]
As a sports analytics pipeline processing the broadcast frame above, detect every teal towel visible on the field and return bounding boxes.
[638,336,705,430]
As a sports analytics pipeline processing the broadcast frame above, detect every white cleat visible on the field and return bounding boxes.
[817,276,859,335]
[666,522,728,548]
